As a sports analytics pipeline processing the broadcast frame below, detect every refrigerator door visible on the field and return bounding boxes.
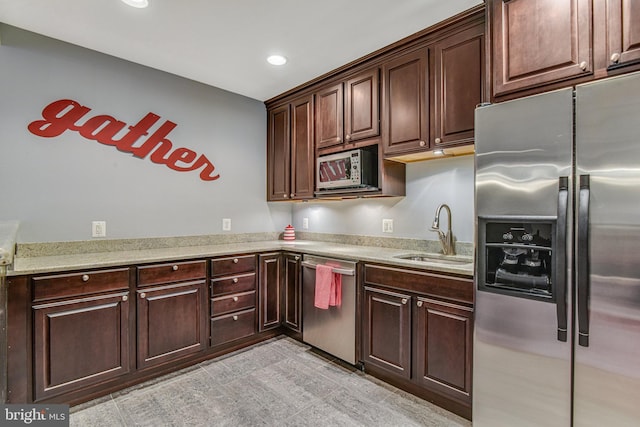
[574,71,640,426]
[474,88,573,427]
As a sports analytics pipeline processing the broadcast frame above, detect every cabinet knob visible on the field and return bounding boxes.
[290,193,295,198]
[233,258,239,264]
[172,265,179,271]
[417,301,423,307]
[345,134,351,141]
[419,140,426,147]
[434,137,442,144]
[233,315,239,321]
[283,194,288,198]
[295,256,300,261]
[336,137,341,143]
[232,277,239,283]
[401,298,408,305]
[579,61,588,71]
[122,295,128,302]
[233,296,239,302]
[611,52,621,63]
[140,292,146,299]
[81,274,89,282]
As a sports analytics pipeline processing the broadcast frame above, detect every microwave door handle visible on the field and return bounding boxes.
[555,176,569,342]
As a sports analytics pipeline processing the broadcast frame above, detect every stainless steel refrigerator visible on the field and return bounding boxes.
[473,71,640,427]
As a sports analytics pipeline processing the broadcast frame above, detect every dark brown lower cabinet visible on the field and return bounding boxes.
[282,253,302,333]
[136,280,207,369]
[33,292,130,401]
[363,286,412,379]
[259,253,281,331]
[362,264,474,420]
[415,297,473,404]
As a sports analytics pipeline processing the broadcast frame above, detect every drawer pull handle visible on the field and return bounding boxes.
[82,274,89,282]
[140,292,146,299]
[233,297,239,302]
[122,295,128,302]
[233,315,238,321]
[401,298,408,305]
[232,278,239,284]
[172,265,179,271]
[233,258,239,264]
[417,301,423,307]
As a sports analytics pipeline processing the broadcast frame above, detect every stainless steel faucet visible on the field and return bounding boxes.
[430,204,455,255]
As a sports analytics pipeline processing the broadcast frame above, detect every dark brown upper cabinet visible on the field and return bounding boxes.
[603,0,640,70]
[315,67,380,153]
[432,22,485,149]
[490,0,592,98]
[489,0,640,99]
[382,48,430,157]
[267,95,314,201]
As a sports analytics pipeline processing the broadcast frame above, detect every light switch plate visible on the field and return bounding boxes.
[302,218,309,229]
[222,218,231,231]
[382,219,393,233]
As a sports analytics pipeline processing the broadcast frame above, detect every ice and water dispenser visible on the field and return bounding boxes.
[478,218,556,302]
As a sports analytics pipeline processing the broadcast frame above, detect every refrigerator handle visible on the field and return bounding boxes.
[577,175,591,347]
[556,176,569,342]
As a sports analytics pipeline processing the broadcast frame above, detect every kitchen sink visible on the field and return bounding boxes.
[393,254,473,266]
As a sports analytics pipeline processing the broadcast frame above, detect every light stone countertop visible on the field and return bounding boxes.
[9,239,474,278]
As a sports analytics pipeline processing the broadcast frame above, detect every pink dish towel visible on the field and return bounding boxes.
[314,264,333,309]
[314,264,343,309]
[329,270,342,308]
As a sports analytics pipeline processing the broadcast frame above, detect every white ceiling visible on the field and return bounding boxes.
[0,0,482,101]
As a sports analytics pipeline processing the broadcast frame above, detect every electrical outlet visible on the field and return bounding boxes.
[92,221,106,238]
[302,218,309,229]
[222,218,231,231]
[382,219,393,233]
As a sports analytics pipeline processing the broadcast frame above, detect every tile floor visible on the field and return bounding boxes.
[70,336,471,426]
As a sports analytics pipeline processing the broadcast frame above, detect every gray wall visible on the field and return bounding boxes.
[292,155,475,243]
[0,24,475,246]
[0,24,290,243]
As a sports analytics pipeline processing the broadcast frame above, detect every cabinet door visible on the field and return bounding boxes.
[433,23,485,148]
[362,286,412,379]
[415,297,473,404]
[283,253,302,332]
[290,95,315,199]
[315,83,344,149]
[259,253,281,331]
[345,68,380,143]
[267,104,291,201]
[137,281,207,369]
[490,0,592,97]
[33,292,130,400]
[382,48,429,156]
[606,0,640,68]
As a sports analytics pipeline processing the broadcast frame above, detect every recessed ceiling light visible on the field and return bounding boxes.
[121,0,149,8]
[267,55,287,66]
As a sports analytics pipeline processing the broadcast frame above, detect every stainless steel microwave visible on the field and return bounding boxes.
[316,148,377,190]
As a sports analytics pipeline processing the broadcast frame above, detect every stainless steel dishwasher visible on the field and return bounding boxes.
[301,254,357,365]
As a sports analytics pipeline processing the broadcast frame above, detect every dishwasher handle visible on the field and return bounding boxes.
[301,261,355,276]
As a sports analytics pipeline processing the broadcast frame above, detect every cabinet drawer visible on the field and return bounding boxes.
[364,264,473,305]
[211,291,255,317]
[32,268,130,302]
[211,255,256,277]
[210,308,256,347]
[210,273,256,296]
[137,260,206,287]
